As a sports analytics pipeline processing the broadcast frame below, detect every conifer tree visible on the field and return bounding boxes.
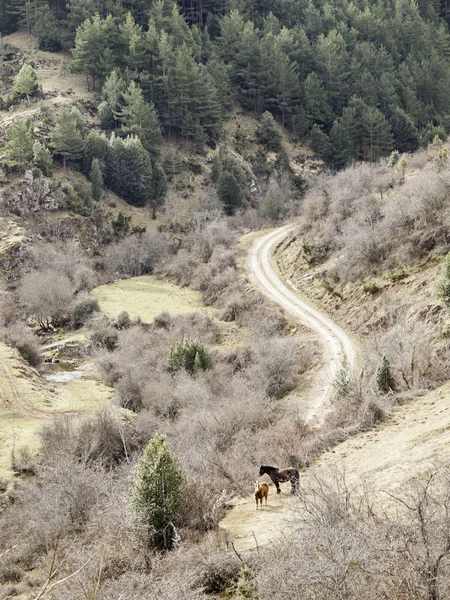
[260,181,284,220]
[67,0,96,42]
[131,434,183,550]
[0,34,6,76]
[50,107,85,169]
[13,64,38,101]
[257,111,282,152]
[72,14,116,90]
[120,81,162,159]
[218,169,243,215]
[90,158,103,201]
[389,107,420,153]
[82,132,109,174]
[98,69,126,130]
[211,154,221,183]
[35,4,61,51]
[107,134,152,206]
[361,106,393,161]
[32,141,52,176]
[5,120,34,168]
[376,355,394,393]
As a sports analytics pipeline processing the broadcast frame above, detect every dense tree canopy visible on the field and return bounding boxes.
[8,0,450,168]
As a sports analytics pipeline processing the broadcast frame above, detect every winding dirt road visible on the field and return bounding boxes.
[249,225,357,423]
[219,226,358,551]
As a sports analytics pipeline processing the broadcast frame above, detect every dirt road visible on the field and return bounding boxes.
[220,226,358,551]
[249,225,357,424]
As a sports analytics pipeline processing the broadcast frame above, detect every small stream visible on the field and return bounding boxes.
[42,360,85,383]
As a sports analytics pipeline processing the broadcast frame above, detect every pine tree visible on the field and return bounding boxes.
[107,134,153,206]
[376,355,394,393]
[82,132,109,174]
[35,4,61,51]
[0,34,6,76]
[98,69,126,130]
[389,107,420,153]
[72,14,116,90]
[218,169,244,215]
[210,154,221,182]
[303,72,331,128]
[32,141,52,176]
[260,180,284,220]
[120,81,162,159]
[315,29,349,113]
[13,63,38,101]
[361,106,393,161]
[167,339,212,375]
[67,0,96,42]
[0,0,20,34]
[90,158,103,201]
[50,107,85,169]
[5,120,34,168]
[131,434,183,550]
[257,111,282,152]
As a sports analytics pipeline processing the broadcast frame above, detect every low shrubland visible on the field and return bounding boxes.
[298,142,450,282]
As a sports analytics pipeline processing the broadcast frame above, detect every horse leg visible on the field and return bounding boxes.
[275,481,281,494]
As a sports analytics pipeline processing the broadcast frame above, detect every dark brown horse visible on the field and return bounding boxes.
[259,465,299,494]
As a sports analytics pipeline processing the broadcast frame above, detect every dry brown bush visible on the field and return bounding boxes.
[19,269,76,330]
[27,240,98,291]
[3,322,42,367]
[106,229,176,277]
[298,148,450,281]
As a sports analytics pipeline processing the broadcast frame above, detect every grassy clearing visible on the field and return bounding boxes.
[92,275,211,323]
[0,342,113,478]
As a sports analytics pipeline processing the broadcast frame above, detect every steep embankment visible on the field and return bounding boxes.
[220,226,450,553]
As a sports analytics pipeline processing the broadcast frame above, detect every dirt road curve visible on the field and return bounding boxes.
[249,225,357,424]
[219,226,358,552]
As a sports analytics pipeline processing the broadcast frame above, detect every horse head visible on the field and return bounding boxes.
[259,465,265,476]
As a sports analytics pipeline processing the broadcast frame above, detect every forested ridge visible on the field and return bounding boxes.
[2,0,450,168]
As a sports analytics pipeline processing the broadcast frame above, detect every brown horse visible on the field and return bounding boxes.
[259,465,299,494]
[254,481,269,509]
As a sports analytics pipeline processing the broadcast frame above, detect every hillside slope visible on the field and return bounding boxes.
[221,229,450,552]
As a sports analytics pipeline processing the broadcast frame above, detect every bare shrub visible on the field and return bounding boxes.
[255,470,395,600]
[3,322,42,367]
[368,313,444,390]
[194,550,241,594]
[40,410,138,468]
[218,288,252,322]
[154,311,172,329]
[238,297,287,335]
[18,270,76,330]
[171,313,220,344]
[107,229,176,277]
[90,317,119,352]
[11,445,37,476]
[69,294,99,329]
[166,249,200,286]
[179,476,226,533]
[26,241,98,291]
[115,373,144,411]
[245,335,302,399]
[0,292,21,325]
[187,219,237,262]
